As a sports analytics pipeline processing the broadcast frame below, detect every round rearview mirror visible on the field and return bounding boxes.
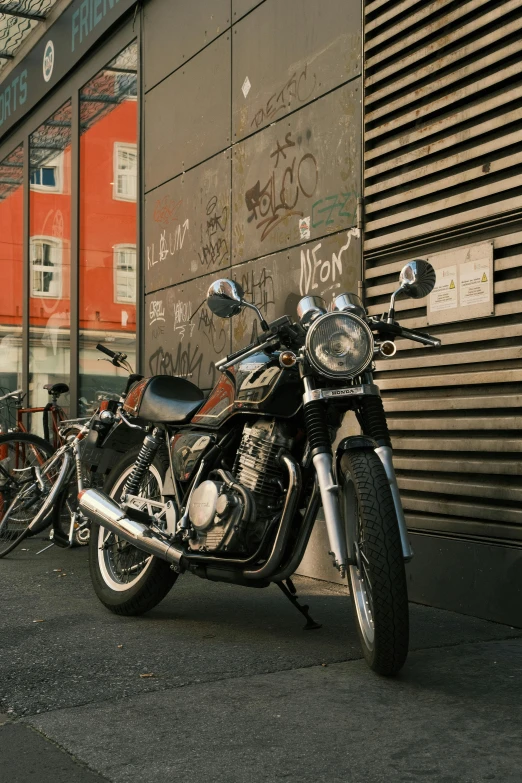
[207,279,245,318]
[399,259,436,299]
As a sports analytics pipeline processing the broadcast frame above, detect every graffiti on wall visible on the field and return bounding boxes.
[249,64,317,130]
[198,194,229,271]
[299,228,360,296]
[244,131,318,241]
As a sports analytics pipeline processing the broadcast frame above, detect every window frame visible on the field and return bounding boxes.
[113,242,137,304]
[2,19,141,418]
[30,235,63,299]
[29,151,64,194]
[113,141,137,202]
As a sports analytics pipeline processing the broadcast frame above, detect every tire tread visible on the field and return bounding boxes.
[341,449,409,676]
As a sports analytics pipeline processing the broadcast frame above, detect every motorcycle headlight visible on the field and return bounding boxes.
[305,312,374,379]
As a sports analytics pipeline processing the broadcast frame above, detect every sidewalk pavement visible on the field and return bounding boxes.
[1,539,521,782]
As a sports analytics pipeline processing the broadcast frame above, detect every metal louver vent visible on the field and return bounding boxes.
[363,0,522,545]
[364,0,522,255]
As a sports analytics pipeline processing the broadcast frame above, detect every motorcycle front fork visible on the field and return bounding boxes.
[302,377,412,578]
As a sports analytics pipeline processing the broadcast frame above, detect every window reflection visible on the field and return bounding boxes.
[0,144,23,394]
[79,41,138,412]
[29,102,72,420]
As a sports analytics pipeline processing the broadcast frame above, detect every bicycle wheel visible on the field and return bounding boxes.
[0,432,55,557]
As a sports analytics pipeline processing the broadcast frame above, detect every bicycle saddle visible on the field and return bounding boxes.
[43,382,69,396]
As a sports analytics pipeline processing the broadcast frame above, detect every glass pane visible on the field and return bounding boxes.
[79,42,138,412]
[29,101,72,427]
[0,144,23,399]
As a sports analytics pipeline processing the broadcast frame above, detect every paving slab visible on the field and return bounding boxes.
[0,722,108,782]
[2,540,521,717]
[25,638,522,783]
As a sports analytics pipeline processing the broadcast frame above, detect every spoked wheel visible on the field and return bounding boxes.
[0,432,55,557]
[89,446,177,615]
[339,448,409,676]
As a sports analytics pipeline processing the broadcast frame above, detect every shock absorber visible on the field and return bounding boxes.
[123,428,162,498]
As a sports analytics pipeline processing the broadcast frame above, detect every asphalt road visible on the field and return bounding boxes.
[2,535,522,782]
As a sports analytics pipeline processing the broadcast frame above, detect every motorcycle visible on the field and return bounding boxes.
[79,259,439,676]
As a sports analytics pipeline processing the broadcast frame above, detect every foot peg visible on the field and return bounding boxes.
[276,578,322,631]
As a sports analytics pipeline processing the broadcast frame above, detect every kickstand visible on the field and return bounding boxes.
[276,578,322,630]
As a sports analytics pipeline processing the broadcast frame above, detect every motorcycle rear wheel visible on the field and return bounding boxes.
[88,446,178,615]
[339,448,409,676]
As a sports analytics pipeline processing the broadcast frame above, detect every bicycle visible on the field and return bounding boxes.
[0,385,90,556]
[0,383,87,448]
[0,344,141,558]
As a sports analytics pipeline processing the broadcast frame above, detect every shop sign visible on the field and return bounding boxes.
[0,0,137,139]
[427,242,494,325]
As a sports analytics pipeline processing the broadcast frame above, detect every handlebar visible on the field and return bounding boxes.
[215,334,280,371]
[369,318,441,347]
[0,388,23,403]
[223,340,258,365]
[96,343,132,372]
[96,343,118,359]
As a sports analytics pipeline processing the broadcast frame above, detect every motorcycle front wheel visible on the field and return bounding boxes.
[339,448,409,676]
[88,446,178,616]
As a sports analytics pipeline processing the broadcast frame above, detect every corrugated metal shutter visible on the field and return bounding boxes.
[363,0,522,545]
[364,0,522,252]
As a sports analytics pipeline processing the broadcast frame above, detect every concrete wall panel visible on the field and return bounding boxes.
[232,0,361,141]
[145,34,231,191]
[232,82,361,265]
[145,151,231,293]
[230,228,361,349]
[232,0,265,23]
[145,272,231,391]
[144,0,230,91]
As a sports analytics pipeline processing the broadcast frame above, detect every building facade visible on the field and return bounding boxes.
[0,0,520,625]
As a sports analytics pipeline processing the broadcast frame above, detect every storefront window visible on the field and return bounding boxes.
[29,101,72,416]
[0,144,23,393]
[79,42,138,411]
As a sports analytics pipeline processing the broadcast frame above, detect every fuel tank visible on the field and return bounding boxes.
[191,350,302,429]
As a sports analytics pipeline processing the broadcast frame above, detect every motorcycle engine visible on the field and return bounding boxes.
[187,419,292,554]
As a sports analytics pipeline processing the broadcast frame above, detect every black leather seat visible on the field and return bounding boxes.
[137,376,204,424]
[43,382,69,396]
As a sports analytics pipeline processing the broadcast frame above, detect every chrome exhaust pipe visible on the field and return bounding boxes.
[78,488,185,570]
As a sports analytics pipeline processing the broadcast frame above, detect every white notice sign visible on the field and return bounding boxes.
[429,265,458,312]
[460,258,490,307]
[426,241,494,325]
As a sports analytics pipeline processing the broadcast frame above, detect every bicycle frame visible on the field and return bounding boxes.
[16,403,67,450]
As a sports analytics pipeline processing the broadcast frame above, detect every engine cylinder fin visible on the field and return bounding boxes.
[233,421,293,500]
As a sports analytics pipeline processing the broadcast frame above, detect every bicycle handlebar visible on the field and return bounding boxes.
[0,388,23,403]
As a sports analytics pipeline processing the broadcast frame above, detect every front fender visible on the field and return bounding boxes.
[334,435,377,482]
[334,436,377,565]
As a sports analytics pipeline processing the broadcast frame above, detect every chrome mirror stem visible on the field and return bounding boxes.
[387,286,404,323]
[242,300,269,331]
